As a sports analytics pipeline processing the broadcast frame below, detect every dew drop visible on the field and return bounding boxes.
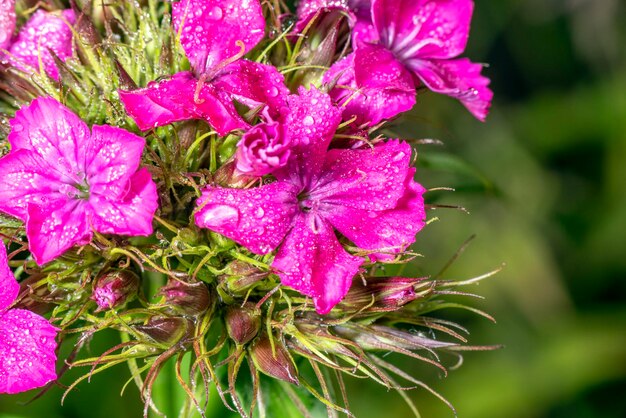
[303,115,314,126]
[254,207,265,218]
[208,6,223,20]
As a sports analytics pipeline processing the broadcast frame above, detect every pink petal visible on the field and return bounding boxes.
[0,149,67,220]
[86,125,146,198]
[8,97,89,177]
[0,244,19,312]
[211,60,289,119]
[274,86,342,188]
[0,309,57,394]
[327,168,426,260]
[295,0,353,34]
[90,168,158,236]
[372,0,472,61]
[0,0,15,50]
[325,46,416,127]
[119,72,198,130]
[26,199,92,265]
[272,213,363,314]
[407,57,492,121]
[311,140,413,212]
[348,0,377,46]
[172,0,265,75]
[7,9,75,80]
[119,71,248,135]
[194,181,299,255]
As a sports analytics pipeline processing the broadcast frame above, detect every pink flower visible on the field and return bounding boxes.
[0,97,158,265]
[195,88,426,314]
[0,0,15,51]
[235,121,291,177]
[119,0,289,135]
[1,8,75,81]
[0,244,57,394]
[327,0,492,122]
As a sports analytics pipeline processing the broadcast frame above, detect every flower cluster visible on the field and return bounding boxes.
[0,0,494,415]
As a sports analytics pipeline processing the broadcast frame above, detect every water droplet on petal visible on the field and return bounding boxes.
[303,115,314,126]
[208,6,223,20]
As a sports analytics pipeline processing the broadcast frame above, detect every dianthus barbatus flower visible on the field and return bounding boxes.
[1,8,75,81]
[327,0,492,122]
[120,0,289,135]
[0,97,158,265]
[0,0,15,51]
[0,244,57,394]
[195,87,426,314]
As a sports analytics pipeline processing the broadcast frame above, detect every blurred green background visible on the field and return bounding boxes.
[2,0,626,417]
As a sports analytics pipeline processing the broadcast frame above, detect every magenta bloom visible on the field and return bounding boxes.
[327,0,492,122]
[195,88,426,314]
[0,97,158,265]
[2,8,75,81]
[120,0,289,135]
[235,121,291,177]
[0,244,57,394]
[0,0,15,51]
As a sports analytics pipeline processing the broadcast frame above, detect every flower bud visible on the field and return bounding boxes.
[159,279,211,316]
[234,122,291,177]
[92,270,139,311]
[218,260,268,294]
[134,317,193,346]
[225,303,261,345]
[249,333,299,385]
[341,276,425,312]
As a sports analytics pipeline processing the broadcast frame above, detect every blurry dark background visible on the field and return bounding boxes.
[2,0,626,417]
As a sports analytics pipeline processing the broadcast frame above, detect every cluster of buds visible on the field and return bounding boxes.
[0,0,496,416]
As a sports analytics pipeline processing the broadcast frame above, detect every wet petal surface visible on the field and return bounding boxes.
[7,9,75,80]
[26,198,92,265]
[373,0,472,61]
[311,140,413,212]
[195,181,299,254]
[0,0,15,50]
[173,0,265,74]
[0,244,19,312]
[327,168,426,260]
[90,168,158,236]
[407,57,492,121]
[0,309,57,394]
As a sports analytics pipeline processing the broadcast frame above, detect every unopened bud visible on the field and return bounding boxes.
[134,317,193,346]
[225,303,261,345]
[219,260,268,293]
[341,276,424,311]
[92,270,139,311]
[249,333,299,385]
[159,279,211,316]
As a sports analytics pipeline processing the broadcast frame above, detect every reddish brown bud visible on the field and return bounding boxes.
[249,333,299,385]
[92,270,139,311]
[341,276,425,311]
[159,279,211,316]
[134,317,193,346]
[225,303,261,345]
